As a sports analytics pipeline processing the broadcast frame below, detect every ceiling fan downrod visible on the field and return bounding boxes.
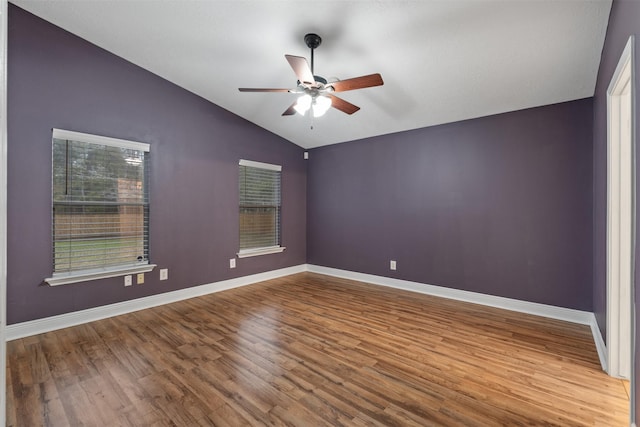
[304,33,322,75]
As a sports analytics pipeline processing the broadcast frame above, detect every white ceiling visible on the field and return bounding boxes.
[12,0,612,149]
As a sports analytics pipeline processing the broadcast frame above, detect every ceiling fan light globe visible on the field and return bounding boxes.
[312,95,332,117]
[294,94,312,115]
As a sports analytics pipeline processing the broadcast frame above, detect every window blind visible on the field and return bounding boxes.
[51,129,150,275]
[239,160,281,251]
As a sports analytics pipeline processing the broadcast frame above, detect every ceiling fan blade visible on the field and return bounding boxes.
[282,102,297,116]
[330,73,384,92]
[328,94,360,115]
[285,55,315,86]
[238,88,291,92]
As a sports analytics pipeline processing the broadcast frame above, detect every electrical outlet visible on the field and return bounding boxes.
[124,275,132,286]
[390,260,397,271]
[159,268,168,280]
[137,273,145,284]
[230,258,236,269]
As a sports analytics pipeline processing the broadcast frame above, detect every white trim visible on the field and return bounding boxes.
[608,37,636,95]
[52,128,150,152]
[590,314,608,373]
[0,0,7,424]
[307,265,594,324]
[7,264,306,340]
[606,35,635,380]
[237,246,285,258]
[239,158,282,171]
[45,263,157,286]
[306,265,607,370]
[8,263,611,374]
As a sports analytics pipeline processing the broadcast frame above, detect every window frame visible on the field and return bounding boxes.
[45,129,155,286]
[237,159,285,258]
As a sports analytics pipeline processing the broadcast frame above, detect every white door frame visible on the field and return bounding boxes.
[606,35,636,383]
[0,0,7,425]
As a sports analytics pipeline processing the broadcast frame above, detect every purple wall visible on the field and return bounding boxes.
[9,1,636,415]
[592,0,640,421]
[7,5,306,324]
[307,99,593,310]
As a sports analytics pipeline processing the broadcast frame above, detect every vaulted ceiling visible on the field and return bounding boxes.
[12,0,612,149]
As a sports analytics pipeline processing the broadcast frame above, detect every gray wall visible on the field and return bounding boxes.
[591,0,640,421]
[7,5,306,324]
[307,99,593,311]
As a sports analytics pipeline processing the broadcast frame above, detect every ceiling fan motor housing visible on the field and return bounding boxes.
[298,75,327,86]
[304,33,322,49]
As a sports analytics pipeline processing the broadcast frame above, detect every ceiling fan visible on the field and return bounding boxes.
[239,33,384,117]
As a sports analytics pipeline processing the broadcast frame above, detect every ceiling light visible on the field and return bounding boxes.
[294,94,312,115]
[312,96,332,117]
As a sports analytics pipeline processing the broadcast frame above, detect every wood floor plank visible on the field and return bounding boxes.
[6,272,630,426]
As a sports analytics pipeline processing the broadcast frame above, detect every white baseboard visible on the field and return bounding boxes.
[6,263,608,373]
[589,314,608,374]
[307,265,594,323]
[306,264,607,371]
[6,264,306,341]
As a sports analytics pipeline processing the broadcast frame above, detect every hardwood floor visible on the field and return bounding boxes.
[6,272,629,426]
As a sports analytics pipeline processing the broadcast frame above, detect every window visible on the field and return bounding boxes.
[45,129,155,286]
[238,159,285,258]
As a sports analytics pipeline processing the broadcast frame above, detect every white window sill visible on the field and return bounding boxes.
[45,263,157,286]
[237,246,286,258]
